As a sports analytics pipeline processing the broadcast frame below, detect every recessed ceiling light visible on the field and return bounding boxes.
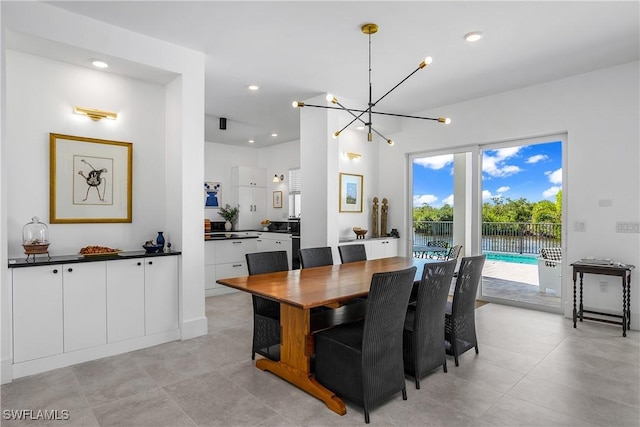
[271,133,278,137]
[91,60,109,68]
[248,139,255,144]
[464,31,483,43]
[248,85,260,91]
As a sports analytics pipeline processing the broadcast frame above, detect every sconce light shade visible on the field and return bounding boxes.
[74,106,117,121]
[273,174,285,183]
[344,152,362,160]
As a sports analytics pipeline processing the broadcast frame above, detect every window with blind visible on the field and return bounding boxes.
[288,168,301,218]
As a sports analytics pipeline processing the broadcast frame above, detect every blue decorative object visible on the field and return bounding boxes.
[142,244,163,254]
[156,231,165,250]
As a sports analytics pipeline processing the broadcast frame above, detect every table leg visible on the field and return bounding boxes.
[579,272,584,322]
[573,272,577,328]
[628,273,632,331]
[622,276,628,337]
[255,304,346,415]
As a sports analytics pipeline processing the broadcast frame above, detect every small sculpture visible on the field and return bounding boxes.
[381,198,388,237]
[372,196,379,238]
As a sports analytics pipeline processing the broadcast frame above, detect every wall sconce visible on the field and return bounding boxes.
[74,106,117,121]
[344,152,362,160]
[273,174,285,183]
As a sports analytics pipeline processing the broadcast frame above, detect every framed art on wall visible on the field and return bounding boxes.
[50,133,132,223]
[339,172,363,213]
[205,181,221,208]
[273,191,283,208]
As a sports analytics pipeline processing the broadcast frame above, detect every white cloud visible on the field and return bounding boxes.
[483,147,523,177]
[527,154,548,164]
[442,194,454,206]
[413,194,438,207]
[414,154,454,170]
[482,190,495,200]
[545,168,562,185]
[543,186,561,198]
[496,186,510,193]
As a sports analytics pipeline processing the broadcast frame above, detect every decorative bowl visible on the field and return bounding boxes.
[352,227,368,239]
[142,244,163,254]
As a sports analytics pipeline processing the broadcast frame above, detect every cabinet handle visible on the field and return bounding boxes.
[137,262,142,266]
[67,268,73,272]
[232,264,242,267]
[52,269,58,274]
[148,261,153,265]
[232,241,242,244]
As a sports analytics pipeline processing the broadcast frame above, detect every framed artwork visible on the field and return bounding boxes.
[204,181,221,208]
[339,172,363,213]
[50,133,132,223]
[273,191,283,208]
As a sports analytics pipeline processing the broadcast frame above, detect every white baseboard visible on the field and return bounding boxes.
[181,316,208,339]
[205,287,238,297]
[1,357,13,384]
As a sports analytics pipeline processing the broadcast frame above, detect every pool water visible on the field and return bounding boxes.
[485,252,538,265]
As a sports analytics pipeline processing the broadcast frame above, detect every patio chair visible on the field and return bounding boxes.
[538,247,562,294]
[427,240,449,259]
[446,245,463,261]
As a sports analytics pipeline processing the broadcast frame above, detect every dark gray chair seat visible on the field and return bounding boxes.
[338,244,367,263]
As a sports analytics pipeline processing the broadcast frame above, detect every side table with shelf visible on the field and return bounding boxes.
[570,261,635,337]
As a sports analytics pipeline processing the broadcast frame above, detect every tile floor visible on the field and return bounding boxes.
[2,292,639,426]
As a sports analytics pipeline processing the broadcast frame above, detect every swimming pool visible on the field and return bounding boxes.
[485,252,538,265]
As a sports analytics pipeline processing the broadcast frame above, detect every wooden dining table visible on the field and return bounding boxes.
[216,256,433,415]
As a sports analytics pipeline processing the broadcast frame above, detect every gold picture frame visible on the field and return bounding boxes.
[273,191,283,208]
[339,173,363,213]
[50,133,132,223]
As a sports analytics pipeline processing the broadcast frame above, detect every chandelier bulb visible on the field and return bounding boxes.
[332,131,340,139]
[367,132,373,142]
[438,117,452,124]
[419,56,433,69]
[292,101,304,108]
[387,139,394,146]
[325,94,338,104]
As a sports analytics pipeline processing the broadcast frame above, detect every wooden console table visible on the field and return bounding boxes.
[570,261,635,336]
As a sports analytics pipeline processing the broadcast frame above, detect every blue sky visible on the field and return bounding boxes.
[413,141,562,208]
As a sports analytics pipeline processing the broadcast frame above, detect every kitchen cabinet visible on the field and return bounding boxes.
[9,252,181,378]
[205,238,257,297]
[63,262,107,352]
[144,256,179,335]
[12,265,63,363]
[231,166,266,187]
[366,238,399,260]
[106,258,145,343]
[256,232,292,269]
[235,186,266,230]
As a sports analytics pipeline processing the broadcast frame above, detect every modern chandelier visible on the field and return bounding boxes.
[292,23,451,146]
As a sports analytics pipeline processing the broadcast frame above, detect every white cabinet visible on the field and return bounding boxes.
[256,232,292,269]
[106,258,145,343]
[235,186,266,230]
[63,262,107,352]
[205,238,257,297]
[231,166,266,187]
[366,238,399,260]
[12,265,63,363]
[144,256,179,335]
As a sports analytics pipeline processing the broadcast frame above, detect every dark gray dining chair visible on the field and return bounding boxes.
[299,246,333,268]
[403,259,457,388]
[445,254,486,366]
[314,266,417,424]
[245,250,289,361]
[338,244,367,263]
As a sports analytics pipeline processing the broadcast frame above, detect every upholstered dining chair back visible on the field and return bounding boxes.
[403,259,457,388]
[245,251,289,361]
[299,247,334,268]
[338,244,367,263]
[314,266,416,423]
[445,254,486,366]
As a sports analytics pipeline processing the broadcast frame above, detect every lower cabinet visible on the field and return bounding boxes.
[256,232,292,268]
[11,254,180,375]
[338,238,399,261]
[205,238,257,297]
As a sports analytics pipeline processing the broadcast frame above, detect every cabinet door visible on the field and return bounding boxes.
[145,256,179,335]
[232,166,266,187]
[215,239,257,264]
[236,187,266,230]
[63,262,107,352]
[384,239,399,257]
[12,266,63,363]
[365,241,385,260]
[106,259,145,343]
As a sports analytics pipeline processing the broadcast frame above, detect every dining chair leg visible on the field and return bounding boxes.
[415,377,420,389]
[402,387,407,400]
[443,360,448,373]
[475,344,479,354]
[364,408,370,424]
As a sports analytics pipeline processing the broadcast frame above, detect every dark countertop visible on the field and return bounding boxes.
[204,232,260,241]
[8,250,181,268]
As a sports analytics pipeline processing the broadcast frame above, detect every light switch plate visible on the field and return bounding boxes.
[616,222,640,233]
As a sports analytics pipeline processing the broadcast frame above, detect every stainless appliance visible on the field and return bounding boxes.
[289,219,301,269]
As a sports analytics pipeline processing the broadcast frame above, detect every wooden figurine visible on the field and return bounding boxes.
[381,198,388,237]
[372,197,379,238]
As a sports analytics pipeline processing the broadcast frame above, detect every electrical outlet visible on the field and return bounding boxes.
[616,222,640,233]
[599,281,607,292]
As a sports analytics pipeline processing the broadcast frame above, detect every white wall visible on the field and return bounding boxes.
[380,61,640,326]
[259,139,300,220]
[5,51,166,256]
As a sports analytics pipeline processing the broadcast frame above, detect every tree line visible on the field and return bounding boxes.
[414,191,562,224]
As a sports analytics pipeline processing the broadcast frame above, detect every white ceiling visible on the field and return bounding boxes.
[29,1,640,147]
